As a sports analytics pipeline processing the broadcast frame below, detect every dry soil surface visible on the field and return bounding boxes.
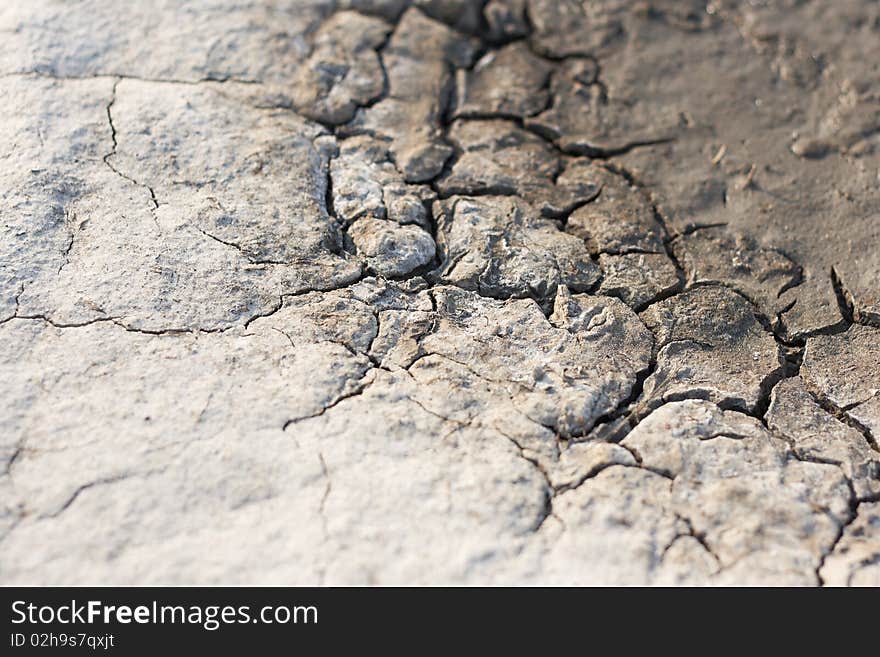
[1,0,879,585]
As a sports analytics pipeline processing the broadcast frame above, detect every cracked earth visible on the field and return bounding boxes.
[1,0,879,585]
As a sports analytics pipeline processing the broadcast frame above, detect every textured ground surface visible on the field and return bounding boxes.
[1,0,879,585]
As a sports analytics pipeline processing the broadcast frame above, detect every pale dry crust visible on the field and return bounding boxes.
[1,0,878,585]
